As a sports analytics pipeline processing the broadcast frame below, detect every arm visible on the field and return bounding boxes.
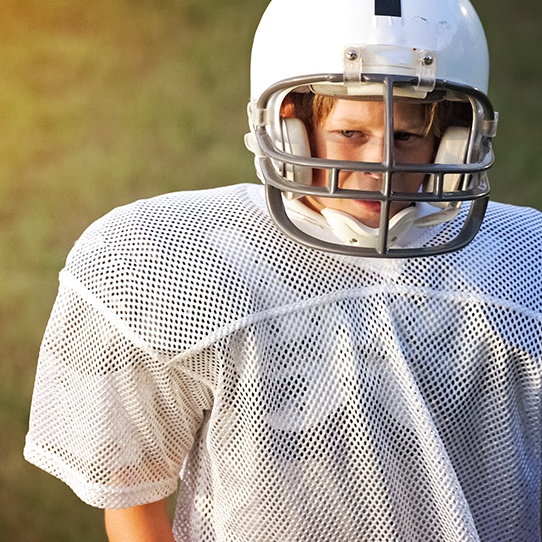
[105,498,175,542]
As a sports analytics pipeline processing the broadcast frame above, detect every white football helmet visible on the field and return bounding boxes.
[245,0,498,257]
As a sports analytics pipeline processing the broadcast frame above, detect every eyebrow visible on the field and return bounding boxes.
[325,116,427,133]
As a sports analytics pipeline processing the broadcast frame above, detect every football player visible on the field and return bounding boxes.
[25,1,542,540]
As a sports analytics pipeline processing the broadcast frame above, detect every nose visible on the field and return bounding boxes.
[341,137,385,189]
[357,136,385,164]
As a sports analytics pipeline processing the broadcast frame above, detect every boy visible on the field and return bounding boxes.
[25,0,542,540]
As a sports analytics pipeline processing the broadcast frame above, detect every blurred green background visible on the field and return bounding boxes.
[1,0,540,540]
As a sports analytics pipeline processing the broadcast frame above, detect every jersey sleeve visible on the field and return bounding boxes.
[24,211,215,509]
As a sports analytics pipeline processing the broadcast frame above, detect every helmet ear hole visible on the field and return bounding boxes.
[279,117,312,186]
[426,126,470,208]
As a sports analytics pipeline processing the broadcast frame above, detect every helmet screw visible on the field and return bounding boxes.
[422,54,434,66]
[345,49,360,61]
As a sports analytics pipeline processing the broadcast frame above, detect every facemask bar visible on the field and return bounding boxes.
[248,73,496,257]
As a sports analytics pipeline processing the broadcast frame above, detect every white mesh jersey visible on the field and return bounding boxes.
[25,183,542,541]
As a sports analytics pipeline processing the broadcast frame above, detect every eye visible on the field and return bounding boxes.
[394,131,421,142]
[339,130,361,139]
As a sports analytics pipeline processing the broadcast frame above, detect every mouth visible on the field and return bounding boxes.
[353,200,382,213]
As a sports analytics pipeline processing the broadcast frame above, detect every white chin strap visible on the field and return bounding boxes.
[284,198,418,249]
[321,206,417,248]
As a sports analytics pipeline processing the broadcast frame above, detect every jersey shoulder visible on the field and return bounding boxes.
[477,201,542,267]
[60,183,304,354]
[442,201,542,312]
[67,183,270,277]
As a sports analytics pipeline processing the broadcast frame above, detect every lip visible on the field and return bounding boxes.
[353,200,381,213]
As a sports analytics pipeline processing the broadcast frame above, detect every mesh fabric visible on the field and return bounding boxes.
[25,183,542,541]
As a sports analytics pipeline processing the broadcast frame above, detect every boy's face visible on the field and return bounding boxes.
[304,99,436,229]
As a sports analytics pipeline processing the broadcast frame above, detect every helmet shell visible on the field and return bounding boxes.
[250,0,489,101]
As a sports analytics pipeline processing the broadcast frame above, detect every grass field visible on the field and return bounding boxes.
[1,0,541,540]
